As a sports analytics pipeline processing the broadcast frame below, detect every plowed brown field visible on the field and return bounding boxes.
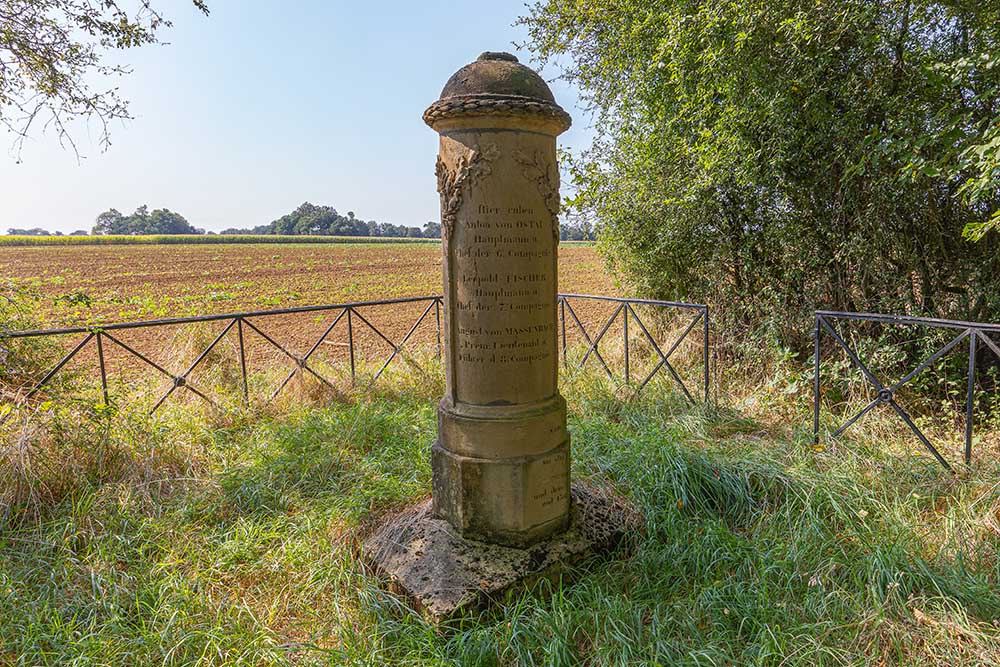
[2,243,625,399]
[2,242,614,325]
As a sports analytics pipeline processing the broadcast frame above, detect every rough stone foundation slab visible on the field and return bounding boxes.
[361,483,643,622]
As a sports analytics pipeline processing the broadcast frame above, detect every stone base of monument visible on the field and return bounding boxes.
[361,483,643,622]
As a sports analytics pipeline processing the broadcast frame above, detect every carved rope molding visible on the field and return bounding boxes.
[423,96,571,133]
[436,143,500,241]
[513,149,562,242]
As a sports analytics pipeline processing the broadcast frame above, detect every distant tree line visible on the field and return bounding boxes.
[6,228,87,236]
[560,223,594,241]
[225,202,594,240]
[7,207,204,236]
[8,201,596,240]
[220,202,441,239]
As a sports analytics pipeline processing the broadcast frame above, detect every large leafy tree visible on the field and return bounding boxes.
[1,0,208,159]
[422,221,442,238]
[227,202,428,238]
[92,205,202,234]
[522,0,1000,346]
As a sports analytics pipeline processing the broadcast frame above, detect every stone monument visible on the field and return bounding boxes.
[363,52,640,621]
[426,51,572,548]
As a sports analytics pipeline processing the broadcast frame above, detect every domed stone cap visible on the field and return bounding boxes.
[424,52,571,133]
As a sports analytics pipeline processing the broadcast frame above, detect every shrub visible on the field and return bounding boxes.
[523,0,1000,356]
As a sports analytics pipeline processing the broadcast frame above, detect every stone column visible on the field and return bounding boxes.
[424,52,573,547]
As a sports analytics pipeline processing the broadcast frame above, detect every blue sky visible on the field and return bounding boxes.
[0,0,592,234]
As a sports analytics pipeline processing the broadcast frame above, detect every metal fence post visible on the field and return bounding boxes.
[560,297,567,369]
[703,306,710,405]
[813,313,821,445]
[96,331,109,406]
[347,307,356,385]
[966,330,978,465]
[623,303,630,386]
[237,317,249,403]
[434,298,442,360]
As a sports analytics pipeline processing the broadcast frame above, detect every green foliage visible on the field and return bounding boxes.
[522,0,1000,351]
[1,0,208,158]
[5,227,58,236]
[227,201,440,239]
[93,205,204,235]
[0,280,56,391]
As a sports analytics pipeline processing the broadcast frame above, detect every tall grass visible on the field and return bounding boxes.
[2,349,1000,665]
[3,292,1000,665]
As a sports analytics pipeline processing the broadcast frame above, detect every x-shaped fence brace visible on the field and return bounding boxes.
[557,295,710,404]
[0,296,444,423]
[1,294,705,422]
[813,311,1000,471]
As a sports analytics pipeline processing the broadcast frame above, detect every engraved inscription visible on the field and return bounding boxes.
[524,450,569,527]
[452,187,558,404]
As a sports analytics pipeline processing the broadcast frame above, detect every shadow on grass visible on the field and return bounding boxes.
[198,395,436,525]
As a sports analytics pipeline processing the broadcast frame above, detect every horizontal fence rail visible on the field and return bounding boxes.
[813,310,1000,471]
[1,295,709,423]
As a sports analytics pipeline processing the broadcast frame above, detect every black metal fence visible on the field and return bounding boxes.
[559,294,709,403]
[8,292,1000,472]
[1,294,710,421]
[1,296,443,417]
[813,310,1000,471]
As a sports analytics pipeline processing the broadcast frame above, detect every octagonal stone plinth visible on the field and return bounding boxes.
[432,438,570,548]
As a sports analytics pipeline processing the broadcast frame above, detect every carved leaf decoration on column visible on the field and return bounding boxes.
[436,143,500,241]
[513,149,561,242]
